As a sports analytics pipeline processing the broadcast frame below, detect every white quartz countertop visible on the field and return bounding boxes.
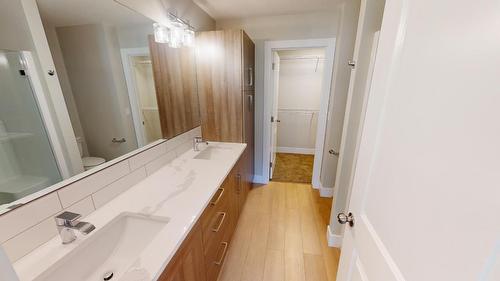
[13,142,246,281]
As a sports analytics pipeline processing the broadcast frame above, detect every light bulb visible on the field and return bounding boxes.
[169,22,184,48]
[183,29,195,47]
[153,23,169,43]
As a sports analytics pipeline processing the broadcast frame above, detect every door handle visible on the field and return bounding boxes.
[348,60,356,69]
[337,212,354,227]
[329,149,339,156]
[112,138,126,143]
[248,95,253,111]
[248,67,253,86]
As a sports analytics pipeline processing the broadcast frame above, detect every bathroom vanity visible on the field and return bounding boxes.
[13,142,248,281]
[159,147,248,281]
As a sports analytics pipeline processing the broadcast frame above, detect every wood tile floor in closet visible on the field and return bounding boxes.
[218,182,340,281]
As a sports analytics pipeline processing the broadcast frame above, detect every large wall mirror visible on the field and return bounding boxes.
[0,0,203,213]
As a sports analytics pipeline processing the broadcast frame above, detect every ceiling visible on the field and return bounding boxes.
[193,0,341,20]
[37,0,152,27]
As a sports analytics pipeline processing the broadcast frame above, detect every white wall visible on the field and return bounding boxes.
[56,24,138,161]
[216,11,339,182]
[276,49,324,153]
[321,0,361,192]
[42,22,89,156]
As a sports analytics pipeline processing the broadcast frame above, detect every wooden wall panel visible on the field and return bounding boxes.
[195,30,243,142]
[149,36,201,139]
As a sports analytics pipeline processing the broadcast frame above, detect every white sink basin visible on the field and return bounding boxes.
[194,146,233,160]
[34,212,169,281]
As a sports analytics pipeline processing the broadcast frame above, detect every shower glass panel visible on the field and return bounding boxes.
[0,50,62,206]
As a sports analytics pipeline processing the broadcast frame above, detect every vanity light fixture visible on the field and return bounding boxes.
[153,23,170,44]
[169,22,185,48]
[183,29,195,47]
[153,12,196,47]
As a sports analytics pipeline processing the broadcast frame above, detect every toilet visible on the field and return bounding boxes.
[76,137,106,171]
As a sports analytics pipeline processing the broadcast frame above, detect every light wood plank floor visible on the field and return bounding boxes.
[218,182,340,281]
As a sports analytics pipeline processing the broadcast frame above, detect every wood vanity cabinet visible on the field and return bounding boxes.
[159,154,248,281]
[158,222,207,281]
[195,29,255,197]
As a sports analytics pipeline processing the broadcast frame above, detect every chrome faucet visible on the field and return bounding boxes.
[55,211,95,244]
[193,136,208,151]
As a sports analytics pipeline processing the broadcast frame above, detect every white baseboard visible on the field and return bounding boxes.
[319,186,334,197]
[252,175,268,184]
[327,225,342,248]
[276,147,315,155]
[315,182,334,197]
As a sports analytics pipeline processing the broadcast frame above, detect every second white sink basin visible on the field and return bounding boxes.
[34,212,169,281]
[194,145,233,160]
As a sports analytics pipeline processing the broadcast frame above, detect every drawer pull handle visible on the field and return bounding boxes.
[214,242,229,265]
[236,174,242,194]
[211,212,226,232]
[212,212,226,232]
[210,188,224,206]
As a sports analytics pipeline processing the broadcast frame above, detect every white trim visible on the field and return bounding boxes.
[20,51,71,179]
[263,38,336,187]
[252,175,268,184]
[120,47,151,147]
[327,224,343,248]
[276,146,315,155]
[319,186,334,197]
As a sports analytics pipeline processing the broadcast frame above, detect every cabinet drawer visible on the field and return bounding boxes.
[205,229,232,281]
[201,174,233,246]
[203,196,230,255]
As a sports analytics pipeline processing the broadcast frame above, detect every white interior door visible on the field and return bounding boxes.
[337,0,500,280]
[269,51,280,178]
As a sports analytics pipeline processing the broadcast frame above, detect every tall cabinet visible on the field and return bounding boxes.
[195,29,255,204]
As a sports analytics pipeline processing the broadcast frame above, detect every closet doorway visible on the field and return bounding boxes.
[264,39,335,186]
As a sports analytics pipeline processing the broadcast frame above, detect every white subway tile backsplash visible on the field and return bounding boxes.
[58,161,130,208]
[0,193,61,243]
[0,127,200,264]
[62,197,95,219]
[2,217,57,262]
[128,143,167,171]
[92,167,147,209]
[145,151,176,175]
[174,141,192,156]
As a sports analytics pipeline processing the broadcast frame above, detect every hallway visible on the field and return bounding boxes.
[218,182,340,281]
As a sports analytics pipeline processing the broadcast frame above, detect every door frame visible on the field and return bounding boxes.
[262,38,336,188]
[120,47,150,147]
[21,51,72,179]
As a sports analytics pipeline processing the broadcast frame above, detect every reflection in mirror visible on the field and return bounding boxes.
[0,0,201,212]
[0,50,63,206]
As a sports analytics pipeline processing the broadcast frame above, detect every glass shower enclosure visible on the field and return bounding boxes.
[0,50,62,206]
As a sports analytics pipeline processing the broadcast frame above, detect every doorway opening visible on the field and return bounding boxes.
[271,48,325,183]
[121,48,162,147]
[263,39,335,187]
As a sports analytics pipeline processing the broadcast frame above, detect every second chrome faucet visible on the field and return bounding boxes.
[193,136,208,151]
